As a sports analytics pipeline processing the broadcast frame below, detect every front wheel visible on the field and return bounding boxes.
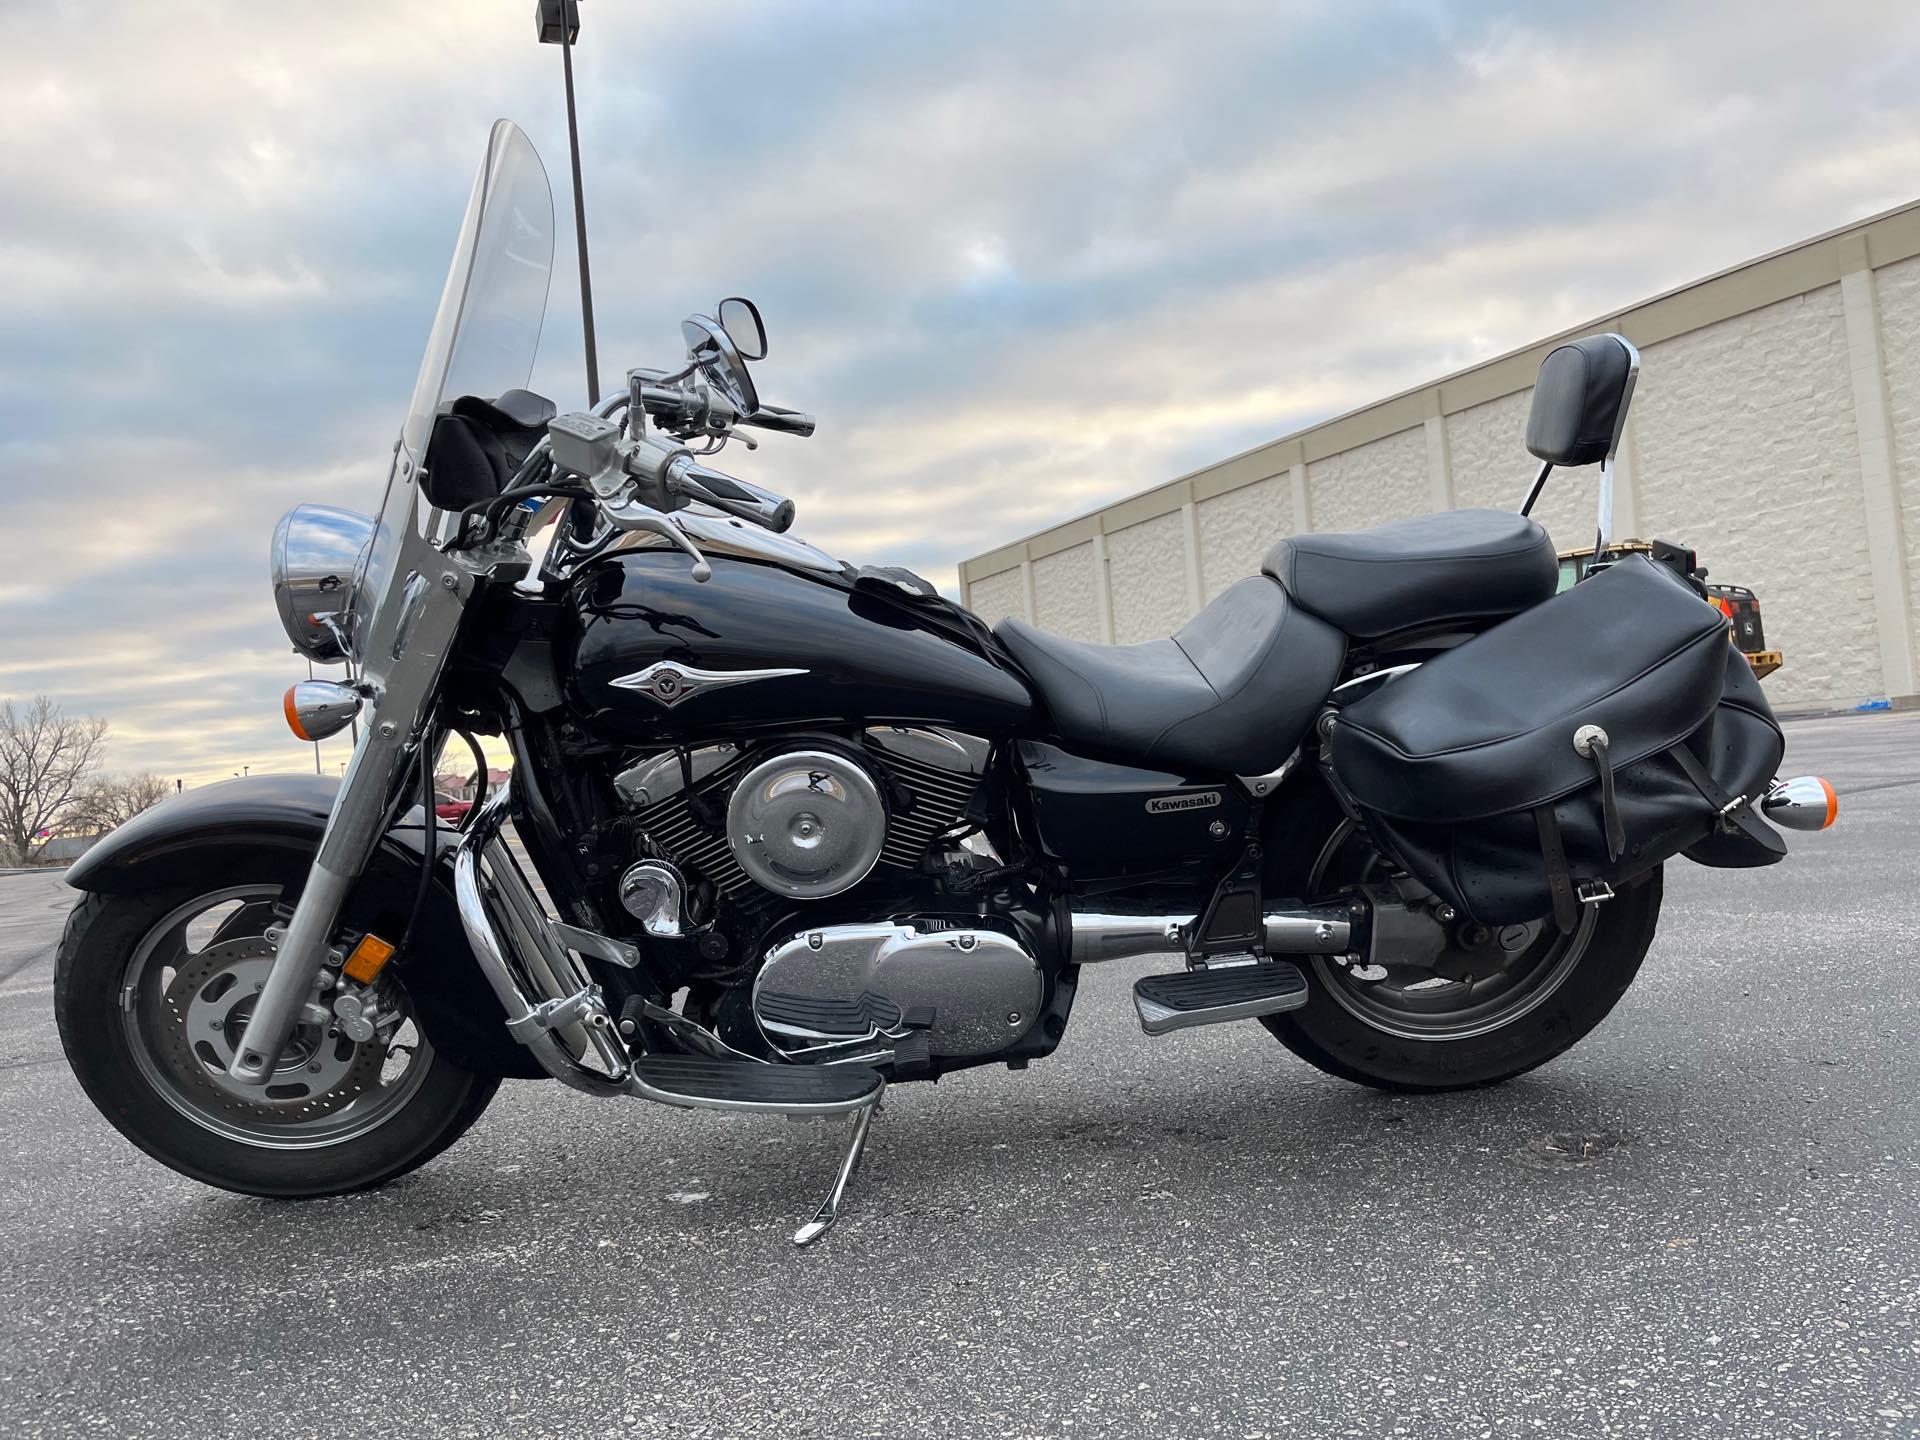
[1262,812,1662,1093]
[55,870,499,1197]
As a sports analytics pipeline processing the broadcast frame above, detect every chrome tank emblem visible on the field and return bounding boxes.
[608,660,806,708]
[753,921,1043,1059]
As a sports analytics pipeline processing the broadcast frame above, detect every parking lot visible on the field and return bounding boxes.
[2,712,1916,1439]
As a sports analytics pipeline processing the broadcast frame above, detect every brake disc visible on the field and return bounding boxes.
[155,937,384,1124]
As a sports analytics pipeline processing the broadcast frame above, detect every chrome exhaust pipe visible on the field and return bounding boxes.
[1069,905,1353,963]
[1070,914,1187,965]
[1262,906,1353,953]
[454,784,634,1096]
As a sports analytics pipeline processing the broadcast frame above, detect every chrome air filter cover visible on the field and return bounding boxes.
[725,749,887,899]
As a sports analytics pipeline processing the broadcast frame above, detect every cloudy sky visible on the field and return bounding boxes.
[3,0,1918,784]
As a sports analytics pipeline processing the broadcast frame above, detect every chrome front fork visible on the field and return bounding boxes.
[227,560,476,1086]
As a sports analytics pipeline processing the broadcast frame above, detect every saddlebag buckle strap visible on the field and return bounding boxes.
[1668,738,1789,856]
[1533,804,1580,934]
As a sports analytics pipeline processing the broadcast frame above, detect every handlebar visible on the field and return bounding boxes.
[740,403,816,437]
[665,459,795,533]
[629,380,816,440]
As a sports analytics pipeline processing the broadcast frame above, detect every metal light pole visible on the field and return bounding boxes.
[537,0,599,405]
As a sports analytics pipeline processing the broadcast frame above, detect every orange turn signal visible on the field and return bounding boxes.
[283,680,362,743]
[342,933,396,985]
[283,686,310,741]
[1762,775,1839,832]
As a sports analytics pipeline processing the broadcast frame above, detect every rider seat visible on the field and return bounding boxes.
[1261,508,1557,641]
[994,578,1344,776]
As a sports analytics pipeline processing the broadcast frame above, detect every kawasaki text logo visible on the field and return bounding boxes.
[1145,791,1221,814]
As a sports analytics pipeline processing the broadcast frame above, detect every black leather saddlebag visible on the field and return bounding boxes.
[1328,555,1785,928]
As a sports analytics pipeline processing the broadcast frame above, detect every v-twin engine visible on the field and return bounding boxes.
[616,726,989,902]
[752,920,1043,1060]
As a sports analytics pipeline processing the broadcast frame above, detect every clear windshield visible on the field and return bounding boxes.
[353,121,555,669]
[400,121,556,461]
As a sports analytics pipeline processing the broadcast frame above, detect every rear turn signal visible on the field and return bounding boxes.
[1762,776,1838,831]
[283,680,362,743]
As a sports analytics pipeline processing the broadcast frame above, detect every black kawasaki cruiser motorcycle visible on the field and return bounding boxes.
[56,122,1839,1243]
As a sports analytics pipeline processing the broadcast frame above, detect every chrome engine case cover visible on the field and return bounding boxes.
[753,921,1043,1059]
[725,749,886,900]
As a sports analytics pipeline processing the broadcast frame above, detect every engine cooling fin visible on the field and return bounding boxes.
[876,747,982,871]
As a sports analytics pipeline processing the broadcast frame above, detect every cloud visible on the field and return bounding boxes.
[2,0,1918,781]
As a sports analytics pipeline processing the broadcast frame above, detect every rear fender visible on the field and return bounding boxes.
[65,774,543,1080]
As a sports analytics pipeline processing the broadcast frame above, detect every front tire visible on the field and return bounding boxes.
[1261,792,1662,1093]
[55,872,499,1198]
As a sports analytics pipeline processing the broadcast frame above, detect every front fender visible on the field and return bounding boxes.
[67,774,420,892]
[66,774,543,1080]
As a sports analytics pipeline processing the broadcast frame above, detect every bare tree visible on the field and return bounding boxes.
[0,696,109,866]
[65,771,171,838]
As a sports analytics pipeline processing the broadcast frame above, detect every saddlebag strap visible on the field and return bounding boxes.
[1573,725,1626,862]
[1533,804,1580,933]
[1668,740,1789,857]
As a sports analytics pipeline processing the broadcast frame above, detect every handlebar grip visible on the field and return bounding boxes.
[743,404,817,438]
[667,461,795,533]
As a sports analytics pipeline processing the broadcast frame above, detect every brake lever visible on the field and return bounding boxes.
[602,498,713,582]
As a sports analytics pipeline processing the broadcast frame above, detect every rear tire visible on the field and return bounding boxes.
[1260,783,1662,1093]
[55,872,499,1198]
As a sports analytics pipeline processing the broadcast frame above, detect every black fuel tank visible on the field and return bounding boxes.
[563,550,1036,744]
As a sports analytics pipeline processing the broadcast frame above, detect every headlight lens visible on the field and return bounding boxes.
[270,504,376,663]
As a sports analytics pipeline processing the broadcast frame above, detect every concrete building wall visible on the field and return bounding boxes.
[1306,427,1429,535]
[961,199,1920,710]
[966,565,1029,627]
[1631,285,1880,706]
[1106,511,1189,643]
[1195,473,1290,599]
[1874,253,1920,674]
[1030,543,1100,643]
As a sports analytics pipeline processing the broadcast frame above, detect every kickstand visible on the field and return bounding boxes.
[792,1098,880,1247]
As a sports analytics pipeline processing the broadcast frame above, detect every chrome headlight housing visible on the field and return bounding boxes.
[270,504,376,663]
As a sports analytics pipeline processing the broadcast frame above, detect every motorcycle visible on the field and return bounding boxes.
[53,122,1839,1244]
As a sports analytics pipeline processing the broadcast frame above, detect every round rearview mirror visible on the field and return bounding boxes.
[717,296,768,360]
[681,314,760,414]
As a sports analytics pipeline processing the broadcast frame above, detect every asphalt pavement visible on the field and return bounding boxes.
[2,713,1917,1439]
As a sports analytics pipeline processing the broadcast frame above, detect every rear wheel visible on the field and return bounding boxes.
[55,869,498,1197]
[1262,800,1661,1093]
